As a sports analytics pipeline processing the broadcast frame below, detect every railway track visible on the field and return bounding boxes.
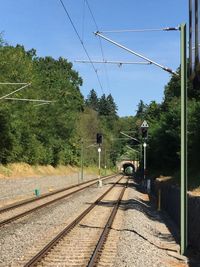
[0,174,116,228]
[22,175,128,267]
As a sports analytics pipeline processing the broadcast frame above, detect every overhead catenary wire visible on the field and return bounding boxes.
[85,0,111,94]
[3,97,55,103]
[75,60,151,66]
[0,83,55,105]
[81,0,86,42]
[59,0,104,94]
[34,102,52,107]
[98,27,179,33]
[0,83,31,100]
[0,82,28,85]
[95,31,178,76]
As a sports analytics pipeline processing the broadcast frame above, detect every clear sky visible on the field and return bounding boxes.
[0,0,188,116]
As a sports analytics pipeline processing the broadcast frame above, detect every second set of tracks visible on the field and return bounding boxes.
[0,174,116,228]
[20,175,128,266]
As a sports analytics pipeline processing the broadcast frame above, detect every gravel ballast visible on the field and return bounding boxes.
[0,173,97,207]
[114,178,189,267]
[0,175,192,267]
[0,177,117,266]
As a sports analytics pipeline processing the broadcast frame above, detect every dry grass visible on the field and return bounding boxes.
[0,163,81,179]
[0,163,113,179]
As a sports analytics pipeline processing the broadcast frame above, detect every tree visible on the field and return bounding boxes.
[85,89,99,111]
[136,100,147,118]
[0,42,85,166]
[0,109,13,164]
[106,94,118,118]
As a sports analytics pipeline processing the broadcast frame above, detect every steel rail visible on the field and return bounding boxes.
[0,174,117,227]
[0,174,116,214]
[23,176,124,267]
[87,179,128,267]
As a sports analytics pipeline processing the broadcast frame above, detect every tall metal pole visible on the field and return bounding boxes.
[98,146,102,186]
[143,142,147,181]
[180,23,188,255]
[98,149,101,177]
[189,0,192,76]
[195,0,199,65]
[104,149,107,175]
[81,140,84,181]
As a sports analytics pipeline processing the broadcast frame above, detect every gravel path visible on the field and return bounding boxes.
[0,176,118,266]
[114,178,189,267]
[0,173,96,207]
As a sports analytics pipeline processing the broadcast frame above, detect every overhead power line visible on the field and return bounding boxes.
[85,0,111,94]
[81,0,86,41]
[59,0,104,94]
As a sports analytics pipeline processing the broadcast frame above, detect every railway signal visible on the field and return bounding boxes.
[140,121,149,191]
[96,133,103,145]
[96,133,103,187]
[140,120,149,139]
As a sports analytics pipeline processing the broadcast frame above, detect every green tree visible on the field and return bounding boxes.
[136,100,147,118]
[85,89,99,111]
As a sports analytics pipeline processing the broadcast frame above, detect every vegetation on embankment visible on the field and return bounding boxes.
[0,36,120,168]
[0,163,114,179]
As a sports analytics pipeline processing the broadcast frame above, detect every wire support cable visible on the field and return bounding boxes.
[95,31,178,76]
[3,98,54,103]
[0,82,28,85]
[0,83,31,100]
[34,102,51,107]
[59,0,104,94]
[75,60,151,65]
[98,27,179,34]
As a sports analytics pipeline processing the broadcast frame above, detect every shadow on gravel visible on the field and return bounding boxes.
[84,178,200,266]
[132,180,200,267]
[86,178,199,266]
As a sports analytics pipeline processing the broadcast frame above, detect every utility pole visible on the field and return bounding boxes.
[104,149,107,175]
[96,25,188,254]
[180,23,188,255]
[98,146,102,186]
[80,140,84,181]
[143,142,147,181]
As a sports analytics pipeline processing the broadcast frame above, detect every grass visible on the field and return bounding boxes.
[0,163,114,179]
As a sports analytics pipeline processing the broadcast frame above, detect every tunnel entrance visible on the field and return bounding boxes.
[123,163,135,175]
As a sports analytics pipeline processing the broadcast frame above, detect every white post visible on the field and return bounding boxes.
[98,147,102,187]
[143,142,147,180]
[143,142,147,190]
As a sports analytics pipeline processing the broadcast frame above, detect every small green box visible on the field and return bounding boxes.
[34,189,40,197]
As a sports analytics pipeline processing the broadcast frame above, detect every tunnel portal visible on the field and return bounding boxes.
[123,163,135,175]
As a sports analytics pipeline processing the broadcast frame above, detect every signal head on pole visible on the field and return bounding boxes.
[140,120,149,139]
[96,133,103,145]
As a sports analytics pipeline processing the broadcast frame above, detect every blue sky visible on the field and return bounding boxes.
[0,0,188,116]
